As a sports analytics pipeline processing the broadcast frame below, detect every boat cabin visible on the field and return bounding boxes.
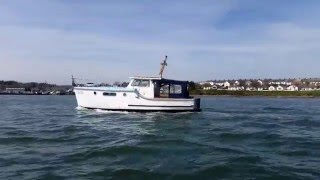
[127,77,190,99]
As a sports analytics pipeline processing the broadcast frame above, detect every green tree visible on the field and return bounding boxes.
[251,81,262,88]
[189,81,196,91]
[239,80,246,87]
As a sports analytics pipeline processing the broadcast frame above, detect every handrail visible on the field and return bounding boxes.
[74,87,135,93]
[134,89,194,102]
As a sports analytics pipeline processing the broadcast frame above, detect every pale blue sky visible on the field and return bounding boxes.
[1,0,320,84]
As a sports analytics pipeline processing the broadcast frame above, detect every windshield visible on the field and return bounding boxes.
[131,79,150,87]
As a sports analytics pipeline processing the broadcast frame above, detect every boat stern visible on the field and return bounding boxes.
[193,98,201,111]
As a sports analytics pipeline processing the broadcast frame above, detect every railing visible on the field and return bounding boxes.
[134,89,195,101]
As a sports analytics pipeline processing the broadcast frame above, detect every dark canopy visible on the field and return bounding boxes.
[153,78,190,98]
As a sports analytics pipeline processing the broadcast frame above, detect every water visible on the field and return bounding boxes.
[0,96,319,180]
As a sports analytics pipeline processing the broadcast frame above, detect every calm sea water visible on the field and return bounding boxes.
[0,95,319,180]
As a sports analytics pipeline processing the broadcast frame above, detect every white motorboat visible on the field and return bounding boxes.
[73,56,201,112]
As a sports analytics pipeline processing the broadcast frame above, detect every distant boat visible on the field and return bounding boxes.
[73,56,201,112]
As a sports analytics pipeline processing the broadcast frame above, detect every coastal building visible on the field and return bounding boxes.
[310,81,320,85]
[245,81,252,86]
[203,85,217,90]
[246,87,252,91]
[215,81,225,87]
[5,88,26,94]
[268,80,292,86]
[301,87,313,91]
[199,78,320,92]
[287,85,299,91]
[228,86,243,91]
[199,81,215,86]
[223,81,230,88]
[257,80,264,86]
[30,88,40,94]
[276,86,285,91]
[257,87,264,91]
[268,86,276,91]
[233,81,240,86]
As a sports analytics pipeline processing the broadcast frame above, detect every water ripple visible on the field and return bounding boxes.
[0,96,319,179]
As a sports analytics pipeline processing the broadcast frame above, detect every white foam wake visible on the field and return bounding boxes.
[94,109,130,114]
[75,106,87,110]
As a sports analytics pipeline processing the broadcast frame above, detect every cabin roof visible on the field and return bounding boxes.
[129,76,189,84]
[158,78,189,84]
[129,76,162,80]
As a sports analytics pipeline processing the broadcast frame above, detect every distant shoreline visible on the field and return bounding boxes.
[192,94,320,98]
[0,93,74,96]
[190,90,320,98]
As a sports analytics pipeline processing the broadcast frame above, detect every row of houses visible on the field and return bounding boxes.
[1,88,74,95]
[200,78,320,91]
[203,85,301,91]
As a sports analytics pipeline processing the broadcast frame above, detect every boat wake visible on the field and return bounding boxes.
[76,106,131,114]
[75,106,87,110]
[94,109,130,114]
[75,106,197,115]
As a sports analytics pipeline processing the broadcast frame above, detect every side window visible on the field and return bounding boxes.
[170,85,182,94]
[103,92,116,96]
[131,79,150,87]
[131,80,141,86]
[140,80,150,87]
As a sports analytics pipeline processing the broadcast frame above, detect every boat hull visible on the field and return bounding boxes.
[80,106,201,112]
[74,87,201,112]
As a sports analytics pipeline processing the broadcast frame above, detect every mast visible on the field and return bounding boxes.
[159,55,168,78]
[72,75,76,87]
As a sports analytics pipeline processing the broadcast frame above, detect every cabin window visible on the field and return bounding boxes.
[93,91,97,95]
[103,92,116,96]
[154,80,189,99]
[170,85,182,94]
[131,80,140,86]
[131,79,150,87]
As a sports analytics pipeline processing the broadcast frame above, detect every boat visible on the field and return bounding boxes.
[73,56,201,112]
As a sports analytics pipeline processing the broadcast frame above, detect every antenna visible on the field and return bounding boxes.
[159,55,168,78]
[72,75,76,87]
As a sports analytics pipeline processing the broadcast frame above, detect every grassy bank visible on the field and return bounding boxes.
[190,90,320,97]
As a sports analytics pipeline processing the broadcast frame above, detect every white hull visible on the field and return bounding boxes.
[74,87,201,112]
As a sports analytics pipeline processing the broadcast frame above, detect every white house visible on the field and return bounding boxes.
[286,82,292,86]
[229,86,245,91]
[269,81,292,86]
[268,86,276,91]
[203,86,217,90]
[287,85,298,91]
[5,88,26,94]
[234,81,240,86]
[301,87,313,91]
[199,81,211,85]
[224,81,230,88]
[310,81,320,85]
[276,85,284,91]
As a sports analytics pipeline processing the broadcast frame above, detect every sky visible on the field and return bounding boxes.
[1,0,320,85]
